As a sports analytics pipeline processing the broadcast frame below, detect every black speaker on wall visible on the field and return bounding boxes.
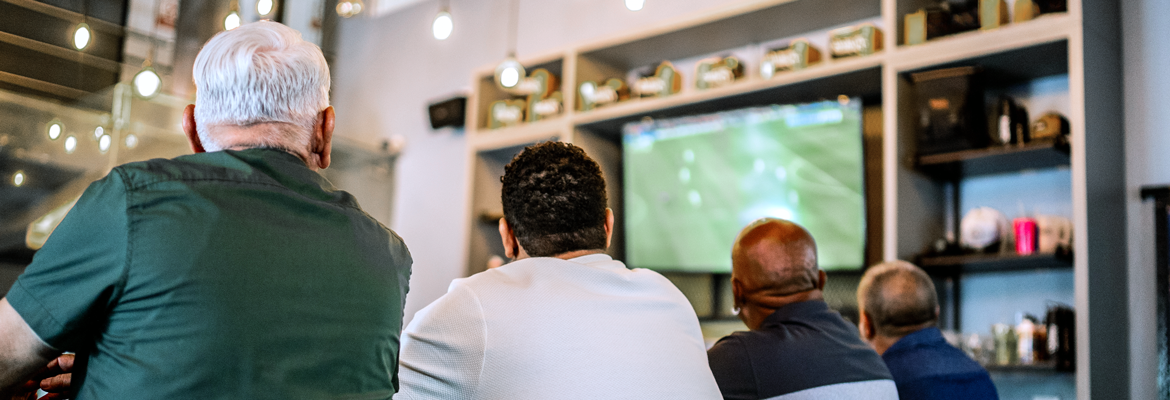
[428,96,467,129]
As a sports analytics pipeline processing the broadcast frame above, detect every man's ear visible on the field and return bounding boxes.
[604,208,614,249]
[499,217,517,259]
[182,104,206,154]
[312,107,335,169]
[730,277,745,310]
[859,311,876,341]
[816,270,827,290]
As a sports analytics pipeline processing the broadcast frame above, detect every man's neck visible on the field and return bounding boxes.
[742,291,823,330]
[870,334,903,356]
[552,249,607,260]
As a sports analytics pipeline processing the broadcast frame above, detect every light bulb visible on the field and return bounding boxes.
[99,134,111,153]
[625,0,644,11]
[495,58,525,89]
[94,126,104,140]
[133,67,162,98]
[337,0,364,18]
[224,11,241,30]
[64,136,77,154]
[47,121,62,140]
[257,0,275,16]
[433,11,453,40]
[73,23,91,50]
[124,134,139,149]
[13,171,25,187]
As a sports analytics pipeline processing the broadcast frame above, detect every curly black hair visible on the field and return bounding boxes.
[501,141,608,257]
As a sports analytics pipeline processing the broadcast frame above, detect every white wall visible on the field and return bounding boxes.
[1123,0,1170,398]
[330,0,748,324]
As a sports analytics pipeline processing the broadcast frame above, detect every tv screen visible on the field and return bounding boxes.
[622,100,865,273]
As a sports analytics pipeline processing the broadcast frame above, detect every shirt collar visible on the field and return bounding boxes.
[760,300,833,328]
[567,253,615,266]
[886,327,945,353]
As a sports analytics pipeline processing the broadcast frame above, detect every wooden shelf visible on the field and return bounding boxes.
[467,118,569,151]
[890,13,1075,77]
[918,252,1073,274]
[916,137,1071,178]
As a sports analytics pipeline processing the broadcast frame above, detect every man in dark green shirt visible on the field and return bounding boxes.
[0,21,412,399]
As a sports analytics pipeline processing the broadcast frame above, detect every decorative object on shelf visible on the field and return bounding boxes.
[1030,112,1069,140]
[578,79,628,111]
[992,323,1018,365]
[1013,0,1040,22]
[979,0,1010,30]
[1034,215,1072,254]
[829,24,883,59]
[1016,314,1038,365]
[631,61,682,98]
[993,96,1029,145]
[760,39,821,79]
[911,66,989,155]
[1036,0,1067,13]
[695,56,743,90]
[1013,217,1037,255]
[960,206,1009,252]
[1045,303,1075,372]
[524,69,561,122]
[904,0,979,45]
[488,99,525,129]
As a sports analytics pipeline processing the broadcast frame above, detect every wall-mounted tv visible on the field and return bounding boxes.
[622,99,865,273]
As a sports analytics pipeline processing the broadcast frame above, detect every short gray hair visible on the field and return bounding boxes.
[857,260,938,337]
[193,21,330,151]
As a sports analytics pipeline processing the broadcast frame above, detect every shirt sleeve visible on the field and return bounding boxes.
[5,170,129,351]
[393,281,486,400]
[707,335,758,400]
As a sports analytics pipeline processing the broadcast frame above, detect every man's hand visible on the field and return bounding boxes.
[3,354,73,400]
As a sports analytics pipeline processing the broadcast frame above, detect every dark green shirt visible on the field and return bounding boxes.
[7,148,412,399]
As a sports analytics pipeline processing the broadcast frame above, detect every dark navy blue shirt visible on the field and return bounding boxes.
[707,300,896,400]
[881,327,999,400]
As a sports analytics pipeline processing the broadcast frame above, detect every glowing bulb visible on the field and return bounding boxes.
[64,136,77,154]
[47,121,62,140]
[433,11,453,40]
[99,134,111,153]
[94,126,104,140]
[73,23,91,50]
[133,67,162,98]
[13,171,25,187]
[257,0,275,16]
[495,58,525,89]
[625,0,645,11]
[224,11,241,30]
[500,68,519,88]
[124,134,139,149]
[336,0,364,17]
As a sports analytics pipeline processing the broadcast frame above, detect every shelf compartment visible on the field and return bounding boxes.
[577,0,881,73]
[918,252,1073,274]
[471,55,567,131]
[891,13,1074,80]
[916,137,1071,178]
[574,57,883,135]
[468,117,567,151]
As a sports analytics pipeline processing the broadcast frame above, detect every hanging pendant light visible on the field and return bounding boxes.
[494,0,524,90]
[224,1,241,31]
[625,0,645,11]
[337,0,365,18]
[257,0,276,17]
[134,0,164,99]
[433,11,453,40]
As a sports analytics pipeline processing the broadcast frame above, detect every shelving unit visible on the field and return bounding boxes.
[461,0,1127,397]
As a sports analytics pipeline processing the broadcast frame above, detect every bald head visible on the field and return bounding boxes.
[731,218,819,298]
[857,261,938,337]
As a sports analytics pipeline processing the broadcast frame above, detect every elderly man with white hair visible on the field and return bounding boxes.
[0,21,412,399]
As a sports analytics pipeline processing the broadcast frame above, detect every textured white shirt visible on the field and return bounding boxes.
[394,253,722,400]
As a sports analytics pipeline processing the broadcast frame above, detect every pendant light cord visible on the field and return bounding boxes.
[505,0,519,57]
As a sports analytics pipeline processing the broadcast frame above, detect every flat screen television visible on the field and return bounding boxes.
[622,99,865,273]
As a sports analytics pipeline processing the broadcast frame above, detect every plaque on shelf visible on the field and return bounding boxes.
[1031,112,1069,140]
[524,69,560,122]
[695,56,743,90]
[904,8,951,45]
[1013,0,1040,22]
[488,99,525,129]
[829,24,883,59]
[631,61,682,98]
[979,0,1010,30]
[760,39,821,79]
[911,66,989,155]
[578,78,628,111]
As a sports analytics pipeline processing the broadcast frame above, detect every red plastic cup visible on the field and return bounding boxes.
[1014,218,1038,255]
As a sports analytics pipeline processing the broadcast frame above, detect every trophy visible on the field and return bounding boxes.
[578,78,629,111]
[695,56,743,90]
[632,61,682,98]
[979,0,1010,30]
[829,24,883,59]
[1013,0,1040,22]
[488,99,526,129]
[524,69,561,122]
[1030,112,1069,140]
[760,39,821,79]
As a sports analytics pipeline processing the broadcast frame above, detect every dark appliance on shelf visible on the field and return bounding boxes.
[911,66,989,156]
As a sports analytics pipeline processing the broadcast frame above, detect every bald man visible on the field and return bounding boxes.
[857,261,997,400]
[707,218,898,400]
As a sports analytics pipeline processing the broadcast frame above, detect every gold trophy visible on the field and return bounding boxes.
[760,39,821,79]
[695,56,744,90]
[829,24,883,59]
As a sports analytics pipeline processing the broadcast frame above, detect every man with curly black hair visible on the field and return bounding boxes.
[394,141,721,400]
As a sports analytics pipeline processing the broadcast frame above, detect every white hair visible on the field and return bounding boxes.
[193,21,330,151]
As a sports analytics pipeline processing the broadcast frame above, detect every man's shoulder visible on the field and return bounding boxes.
[883,333,990,382]
[112,153,243,189]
